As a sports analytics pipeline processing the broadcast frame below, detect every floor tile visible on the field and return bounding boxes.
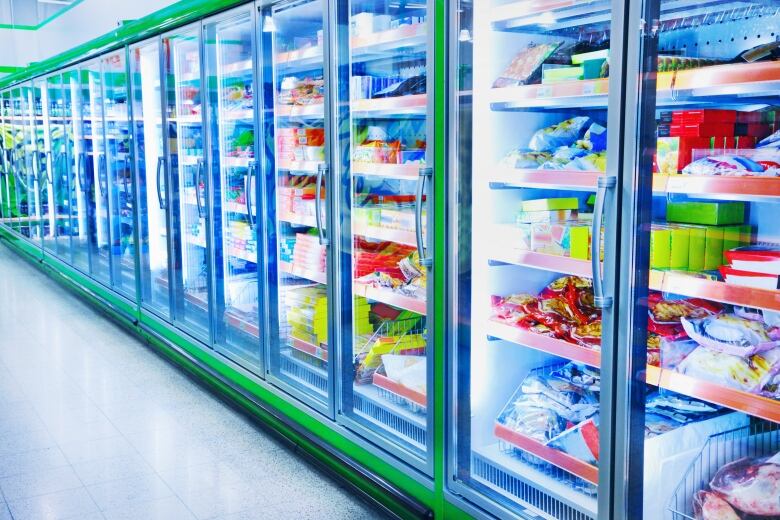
[100,495,196,520]
[59,436,139,466]
[0,465,83,501]
[0,446,71,478]
[71,453,155,487]
[7,487,100,520]
[86,473,174,512]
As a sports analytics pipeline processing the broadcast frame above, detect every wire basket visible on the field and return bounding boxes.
[353,316,426,384]
[668,422,780,519]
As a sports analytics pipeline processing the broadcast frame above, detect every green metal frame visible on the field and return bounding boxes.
[0,0,483,518]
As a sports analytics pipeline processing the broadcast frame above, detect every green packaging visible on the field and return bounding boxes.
[582,59,607,80]
[666,201,745,226]
[650,226,671,270]
[704,227,724,270]
[571,49,610,64]
[521,197,579,212]
[721,225,742,263]
[669,226,690,270]
[686,226,706,272]
[570,225,590,260]
[542,66,583,83]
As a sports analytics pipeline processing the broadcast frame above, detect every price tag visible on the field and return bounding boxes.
[537,86,552,98]
[582,82,596,95]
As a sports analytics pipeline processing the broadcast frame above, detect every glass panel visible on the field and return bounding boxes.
[80,64,111,283]
[0,91,10,225]
[450,0,614,517]
[205,10,261,369]
[65,69,89,272]
[44,75,71,259]
[338,0,431,463]
[625,2,780,519]
[11,88,27,236]
[262,0,330,405]
[165,27,211,340]
[102,52,135,298]
[131,41,170,317]
[32,80,50,247]
[20,85,37,240]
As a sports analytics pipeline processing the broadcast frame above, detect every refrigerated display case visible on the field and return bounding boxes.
[102,51,135,298]
[65,68,89,273]
[447,1,621,517]
[619,2,780,519]
[9,87,26,236]
[260,0,333,410]
[77,61,111,284]
[204,7,262,371]
[20,84,39,240]
[335,0,433,469]
[131,39,171,318]
[32,79,50,246]
[0,90,10,223]
[42,73,72,259]
[164,24,212,342]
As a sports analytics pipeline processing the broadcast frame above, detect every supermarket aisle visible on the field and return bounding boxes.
[0,244,388,520]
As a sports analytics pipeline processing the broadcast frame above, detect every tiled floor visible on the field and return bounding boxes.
[0,244,389,520]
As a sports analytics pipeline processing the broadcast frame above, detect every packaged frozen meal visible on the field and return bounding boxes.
[680,313,780,357]
[493,42,562,88]
[528,116,592,152]
[677,345,780,393]
[682,155,766,176]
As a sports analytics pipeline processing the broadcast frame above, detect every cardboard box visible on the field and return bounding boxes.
[516,209,577,224]
[650,226,671,270]
[666,201,745,226]
[735,123,771,138]
[570,225,590,260]
[542,65,583,83]
[704,226,724,270]
[669,226,691,270]
[656,137,711,174]
[676,109,738,124]
[670,123,735,137]
[521,197,580,212]
[686,226,706,272]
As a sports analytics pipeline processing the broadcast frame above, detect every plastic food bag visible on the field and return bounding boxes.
[547,418,600,464]
[501,150,552,169]
[681,314,780,357]
[677,346,780,393]
[493,42,562,88]
[381,354,426,394]
[528,117,591,152]
[682,155,766,176]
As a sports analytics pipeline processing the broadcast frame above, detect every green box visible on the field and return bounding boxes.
[570,225,590,260]
[582,58,607,80]
[521,197,579,212]
[571,49,610,64]
[650,226,671,270]
[704,226,725,270]
[740,224,753,245]
[542,66,583,83]
[669,226,690,270]
[686,226,706,272]
[722,225,742,263]
[666,201,745,226]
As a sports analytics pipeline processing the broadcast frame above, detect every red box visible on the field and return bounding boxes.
[711,136,736,151]
[679,109,738,124]
[735,123,771,138]
[656,137,711,173]
[670,123,734,137]
[736,111,763,124]
[736,136,758,149]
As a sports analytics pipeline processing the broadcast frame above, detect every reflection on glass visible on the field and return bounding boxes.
[166,28,211,339]
[32,81,49,245]
[205,10,261,369]
[263,0,330,405]
[131,41,170,317]
[65,69,89,273]
[20,86,37,240]
[340,0,430,462]
[103,52,135,297]
[44,74,72,259]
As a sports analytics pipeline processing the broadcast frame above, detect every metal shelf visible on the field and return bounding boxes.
[289,337,328,363]
[487,320,600,368]
[276,103,324,119]
[489,167,602,191]
[646,365,780,424]
[353,221,417,247]
[221,156,253,168]
[352,162,422,180]
[353,382,427,451]
[278,209,316,228]
[351,94,427,119]
[488,248,593,278]
[494,422,598,485]
[355,283,426,315]
[649,270,780,312]
[372,372,427,409]
[277,160,322,174]
[221,60,253,75]
[225,308,260,338]
[279,260,327,285]
[655,173,780,200]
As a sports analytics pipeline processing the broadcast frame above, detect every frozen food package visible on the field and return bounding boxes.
[552,362,601,392]
[708,455,780,516]
[571,320,602,347]
[660,338,699,369]
[676,345,780,393]
[498,394,567,443]
[547,418,600,464]
[565,151,607,172]
[501,150,552,169]
[581,122,607,151]
[528,117,592,152]
[381,354,426,394]
[648,292,722,324]
[682,155,766,176]
[680,314,780,357]
[493,42,562,88]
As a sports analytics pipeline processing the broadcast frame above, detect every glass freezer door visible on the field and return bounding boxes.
[43,74,71,259]
[102,51,136,298]
[78,64,111,284]
[448,0,621,517]
[21,85,37,241]
[616,2,780,519]
[65,69,89,272]
[0,91,9,224]
[11,88,27,237]
[131,40,171,318]
[261,0,332,409]
[204,8,261,370]
[33,80,51,247]
[164,26,212,341]
[336,0,432,467]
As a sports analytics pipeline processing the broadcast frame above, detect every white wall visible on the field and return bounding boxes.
[0,0,178,69]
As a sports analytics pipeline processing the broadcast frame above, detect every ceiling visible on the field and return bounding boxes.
[0,0,78,28]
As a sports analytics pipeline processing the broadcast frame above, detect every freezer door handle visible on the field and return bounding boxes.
[45,151,54,184]
[592,175,616,309]
[56,152,66,186]
[98,153,108,199]
[78,153,87,194]
[245,160,256,228]
[315,163,328,246]
[415,167,433,269]
[156,156,166,210]
[196,158,206,219]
